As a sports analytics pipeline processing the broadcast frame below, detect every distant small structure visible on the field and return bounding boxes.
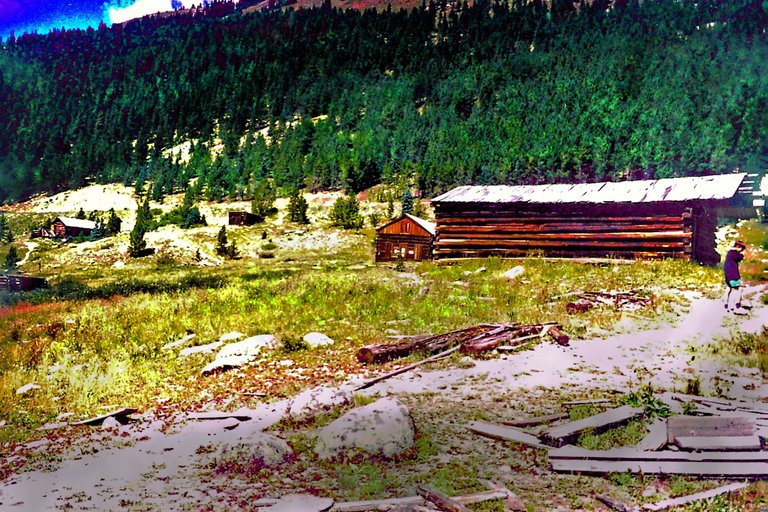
[375,214,435,262]
[48,217,96,238]
[0,274,48,293]
[228,211,261,226]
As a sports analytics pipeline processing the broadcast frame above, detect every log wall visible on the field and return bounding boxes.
[433,202,720,263]
[375,234,433,262]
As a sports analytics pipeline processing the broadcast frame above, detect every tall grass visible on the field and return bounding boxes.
[0,252,723,445]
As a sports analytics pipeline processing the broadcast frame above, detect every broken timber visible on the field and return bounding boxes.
[416,485,471,512]
[354,346,461,391]
[480,480,526,512]
[330,489,510,511]
[674,435,762,451]
[356,323,568,364]
[502,412,568,428]
[642,482,750,511]
[542,405,644,447]
[468,420,547,449]
[635,419,668,451]
[549,446,768,477]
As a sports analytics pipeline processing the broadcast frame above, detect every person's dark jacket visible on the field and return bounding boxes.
[724,249,744,283]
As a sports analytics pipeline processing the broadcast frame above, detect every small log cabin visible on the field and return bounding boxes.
[375,214,436,262]
[431,173,747,265]
[50,217,96,238]
[0,274,48,292]
[228,211,261,226]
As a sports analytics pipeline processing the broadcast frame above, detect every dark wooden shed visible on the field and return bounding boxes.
[375,214,436,262]
[228,211,261,226]
[431,173,747,265]
[0,274,48,292]
[50,217,96,238]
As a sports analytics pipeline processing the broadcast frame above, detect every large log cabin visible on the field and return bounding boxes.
[50,217,96,238]
[431,173,748,265]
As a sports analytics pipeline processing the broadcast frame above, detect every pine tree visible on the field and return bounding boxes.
[216,225,229,256]
[128,195,151,257]
[251,179,276,218]
[386,195,394,220]
[288,189,310,224]
[183,206,206,228]
[0,215,12,243]
[5,245,19,270]
[76,208,86,220]
[330,195,363,229]
[106,208,122,235]
[401,188,414,216]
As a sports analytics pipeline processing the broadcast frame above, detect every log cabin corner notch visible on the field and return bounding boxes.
[375,214,436,262]
[431,173,748,265]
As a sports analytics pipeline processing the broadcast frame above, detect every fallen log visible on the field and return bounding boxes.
[546,325,570,346]
[71,408,138,426]
[354,346,461,391]
[356,325,489,364]
[416,485,471,512]
[460,324,544,355]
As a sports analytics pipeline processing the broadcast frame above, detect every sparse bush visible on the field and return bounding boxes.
[287,189,310,224]
[368,212,381,227]
[282,337,309,352]
[330,195,363,230]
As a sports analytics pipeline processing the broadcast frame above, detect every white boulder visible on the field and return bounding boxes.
[314,397,415,460]
[287,386,352,421]
[303,332,334,348]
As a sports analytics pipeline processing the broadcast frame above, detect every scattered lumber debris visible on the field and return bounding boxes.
[674,435,762,452]
[642,482,750,511]
[468,420,548,449]
[480,480,526,512]
[548,446,768,476]
[636,419,668,451]
[416,485,471,512]
[561,398,613,407]
[71,408,138,426]
[502,412,568,428]
[667,416,756,444]
[595,494,635,512]
[356,322,569,364]
[354,346,461,391]
[542,405,644,447]
[329,488,511,511]
[565,290,653,314]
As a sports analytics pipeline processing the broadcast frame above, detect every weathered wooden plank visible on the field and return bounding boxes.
[468,421,547,449]
[595,495,637,512]
[636,419,668,451]
[543,405,644,447]
[503,413,568,428]
[416,485,471,512]
[480,480,526,512]
[318,489,511,511]
[642,482,751,511]
[674,435,763,451]
[667,416,756,444]
[548,446,768,462]
[550,458,768,477]
[661,393,768,416]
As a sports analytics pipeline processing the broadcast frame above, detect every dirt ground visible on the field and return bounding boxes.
[1,287,766,511]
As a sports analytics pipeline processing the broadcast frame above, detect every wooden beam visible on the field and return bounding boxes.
[674,435,762,451]
[595,495,637,512]
[468,420,547,449]
[503,413,568,428]
[71,408,138,426]
[636,419,668,451]
[479,480,526,512]
[354,346,461,391]
[321,489,511,511]
[542,405,644,447]
[415,485,471,512]
[642,482,750,511]
[667,416,756,444]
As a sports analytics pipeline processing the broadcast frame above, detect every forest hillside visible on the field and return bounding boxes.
[0,0,766,203]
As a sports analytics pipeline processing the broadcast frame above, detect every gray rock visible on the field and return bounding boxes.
[15,383,41,395]
[219,331,245,343]
[303,332,334,348]
[202,336,274,374]
[314,397,415,460]
[162,333,197,350]
[102,417,121,429]
[240,334,279,350]
[502,266,525,280]
[215,432,292,473]
[180,341,223,357]
[288,386,352,421]
[268,494,334,512]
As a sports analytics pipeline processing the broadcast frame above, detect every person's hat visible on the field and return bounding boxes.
[734,240,746,250]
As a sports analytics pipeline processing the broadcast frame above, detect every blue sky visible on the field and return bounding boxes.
[0,0,202,41]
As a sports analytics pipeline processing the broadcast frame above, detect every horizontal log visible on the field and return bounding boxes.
[435,215,688,225]
[437,232,691,242]
[434,240,689,249]
[438,223,688,234]
[433,250,691,261]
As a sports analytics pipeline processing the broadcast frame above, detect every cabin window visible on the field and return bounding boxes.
[403,222,410,233]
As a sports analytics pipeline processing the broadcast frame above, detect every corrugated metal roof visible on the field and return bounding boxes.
[56,217,97,230]
[431,173,747,205]
[405,214,436,235]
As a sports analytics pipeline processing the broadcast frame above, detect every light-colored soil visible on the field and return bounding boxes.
[1,288,766,511]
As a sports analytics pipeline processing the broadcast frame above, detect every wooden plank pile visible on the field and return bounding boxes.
[468,394,766,510]
[564,290,654,314]
[356,322,569,364]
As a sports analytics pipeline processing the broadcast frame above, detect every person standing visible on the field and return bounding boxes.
[723,240,747,313]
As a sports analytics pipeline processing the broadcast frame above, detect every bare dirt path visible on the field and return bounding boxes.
[1,287,766,511]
